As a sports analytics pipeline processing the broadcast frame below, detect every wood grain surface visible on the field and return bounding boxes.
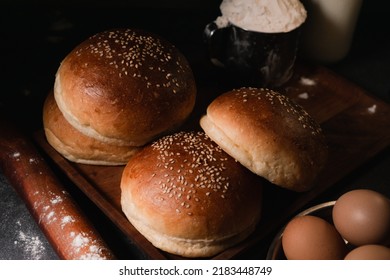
[31,63,390,259]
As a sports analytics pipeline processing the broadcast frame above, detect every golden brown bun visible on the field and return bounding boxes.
[200,87,328,192]
[54,28,196,146]
[120,131,263,257]
[43,92,140,165]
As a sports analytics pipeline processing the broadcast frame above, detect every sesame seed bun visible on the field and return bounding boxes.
[200,87,328,192]
[54,28,196,147]
[120,131,263,257]
[43,92,140,165]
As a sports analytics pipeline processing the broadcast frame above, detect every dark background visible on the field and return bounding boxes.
[1,1,389,131]
[0,0,389,259]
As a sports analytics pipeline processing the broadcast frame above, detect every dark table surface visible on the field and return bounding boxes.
[1,1,389,260]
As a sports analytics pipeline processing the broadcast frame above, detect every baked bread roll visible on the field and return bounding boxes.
[200,87,328,192]
[43,92,139,165]
[54,28,196,147]
[120,131,263,257]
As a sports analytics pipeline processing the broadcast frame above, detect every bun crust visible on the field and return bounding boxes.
[200,87,328,192]
[43,92,139,165]
[120,131,263,257]
[54,28,196,146]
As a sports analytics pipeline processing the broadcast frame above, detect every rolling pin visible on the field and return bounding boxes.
[0,117,115,259]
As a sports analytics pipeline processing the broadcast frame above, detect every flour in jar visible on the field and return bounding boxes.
[216,0,307,33]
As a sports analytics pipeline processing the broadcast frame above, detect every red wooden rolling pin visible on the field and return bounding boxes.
[0,117,115,259]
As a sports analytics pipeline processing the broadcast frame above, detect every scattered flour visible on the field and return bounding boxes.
[14,220,46,260]
[79,246,105,260]
[72,233,90,248]
[298,92,309,99]
[12,152,20,158]
[61,215,75,228]
[299,76,316,86]
[71,232,106,260]
[29,158,39,164]
[50,195,63,204]
[367,104,377,114]
[46,211,55,221]
[12,152,21,161]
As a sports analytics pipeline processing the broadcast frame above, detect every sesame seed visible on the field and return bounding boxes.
[234,87,323,136]
[149,131,234,215]
[75,28,188,99]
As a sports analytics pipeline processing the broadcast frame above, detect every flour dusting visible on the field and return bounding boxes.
[72,233,90,248]
[50,195,63,204]
[367,104,377,114]
[29,158,39,164]
[298,92,309,99]
[14,220,46,259]
[46,211,55,220]
[299,76,316,86]
[12,152,21,161]
[71,232,106,260]
[12,152,21,158]
[61,215,75,229]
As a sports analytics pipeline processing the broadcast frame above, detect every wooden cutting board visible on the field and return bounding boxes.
[33,63,390,259]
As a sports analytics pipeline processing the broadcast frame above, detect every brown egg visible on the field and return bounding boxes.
[282,215,348,260]
[332,189,390,246]
[344,244,390,260]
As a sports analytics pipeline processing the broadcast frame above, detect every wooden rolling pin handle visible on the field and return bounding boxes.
[0,119,115,259]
